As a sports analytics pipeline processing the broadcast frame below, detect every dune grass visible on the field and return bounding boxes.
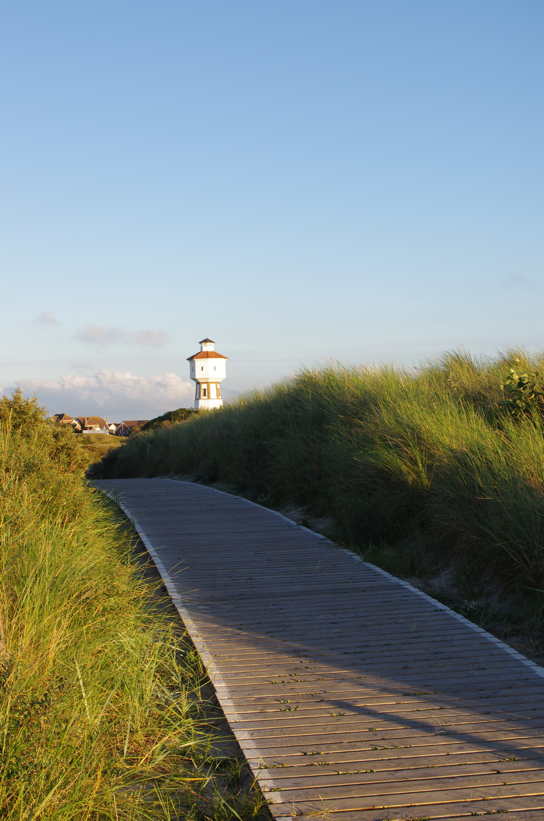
[94,351,544,657]
[0,392,266,820]
[77,432,128,466]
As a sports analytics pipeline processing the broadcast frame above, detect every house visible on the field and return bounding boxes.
[52,413,82,431]
[77,416,109,434]
[115,420,148,437]
[53,413,74,424]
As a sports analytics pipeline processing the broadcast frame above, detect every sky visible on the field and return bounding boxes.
[1,1,543,419]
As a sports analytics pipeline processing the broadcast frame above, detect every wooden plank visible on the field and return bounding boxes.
[215,657,523,682]
[268,792,544,820]
[291,801,544,820]
[95,478,544,821]
[264,771,544,801]
[238,732,544,760]
[225,692,544,717]
[237,717,544,744]
[229,707,543,734]
[248,739,544,770]
[260,754,544,782]
[261,769,544,798]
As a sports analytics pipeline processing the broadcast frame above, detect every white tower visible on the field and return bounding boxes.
[187,338,228,411]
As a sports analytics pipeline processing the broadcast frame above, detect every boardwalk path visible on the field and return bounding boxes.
[95,478,544,820]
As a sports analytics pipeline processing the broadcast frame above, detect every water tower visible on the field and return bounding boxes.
[187,338,228,410]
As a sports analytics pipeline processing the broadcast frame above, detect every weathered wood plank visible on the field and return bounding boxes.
[260,756,544,785]
[291,801,544,820]
[264,771,544,800]
[267,790,544,819]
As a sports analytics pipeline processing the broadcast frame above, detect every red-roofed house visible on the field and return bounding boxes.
[77,416,109,433]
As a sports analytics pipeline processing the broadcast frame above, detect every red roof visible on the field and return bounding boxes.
[78,416,107,428]
[187,350,228,360]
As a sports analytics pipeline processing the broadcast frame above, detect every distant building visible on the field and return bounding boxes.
[52,413,81,431]
[53,413,74,424]
[187,338,228,410]
[77,416,109,433]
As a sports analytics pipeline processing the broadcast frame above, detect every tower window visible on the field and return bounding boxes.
[202,386,207,398]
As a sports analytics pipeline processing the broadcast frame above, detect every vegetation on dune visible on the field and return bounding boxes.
[95,352,544,658]
[142,407,197,432]
[0,391,266,820]
[78,431,128,466]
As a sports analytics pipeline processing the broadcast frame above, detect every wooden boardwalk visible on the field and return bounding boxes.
[95,478,544,820]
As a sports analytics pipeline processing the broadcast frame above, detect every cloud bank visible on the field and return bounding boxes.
[3,371,194,421]
[76,325,170,347]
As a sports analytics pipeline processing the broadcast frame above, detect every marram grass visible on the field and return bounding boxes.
[0,393,265,820]
[95,351,544,603]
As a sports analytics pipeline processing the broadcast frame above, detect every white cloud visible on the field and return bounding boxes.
[76,325,170,347]
[34,311,60,326]
[2,371,194,421]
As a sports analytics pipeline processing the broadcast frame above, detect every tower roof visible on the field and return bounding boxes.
[198,337,215,344]
[187,350,228,360]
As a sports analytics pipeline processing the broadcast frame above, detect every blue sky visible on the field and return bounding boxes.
[1,1,542,418]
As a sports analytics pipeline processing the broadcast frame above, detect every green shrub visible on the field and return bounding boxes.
[501,360,544,419]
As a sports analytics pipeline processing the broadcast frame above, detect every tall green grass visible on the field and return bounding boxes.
[0,392,265,819]
[95,352,544,601]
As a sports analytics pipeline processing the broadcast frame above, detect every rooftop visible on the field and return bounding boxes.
[187,350,228,360]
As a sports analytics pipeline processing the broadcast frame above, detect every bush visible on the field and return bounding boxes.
[501,359,544,419]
